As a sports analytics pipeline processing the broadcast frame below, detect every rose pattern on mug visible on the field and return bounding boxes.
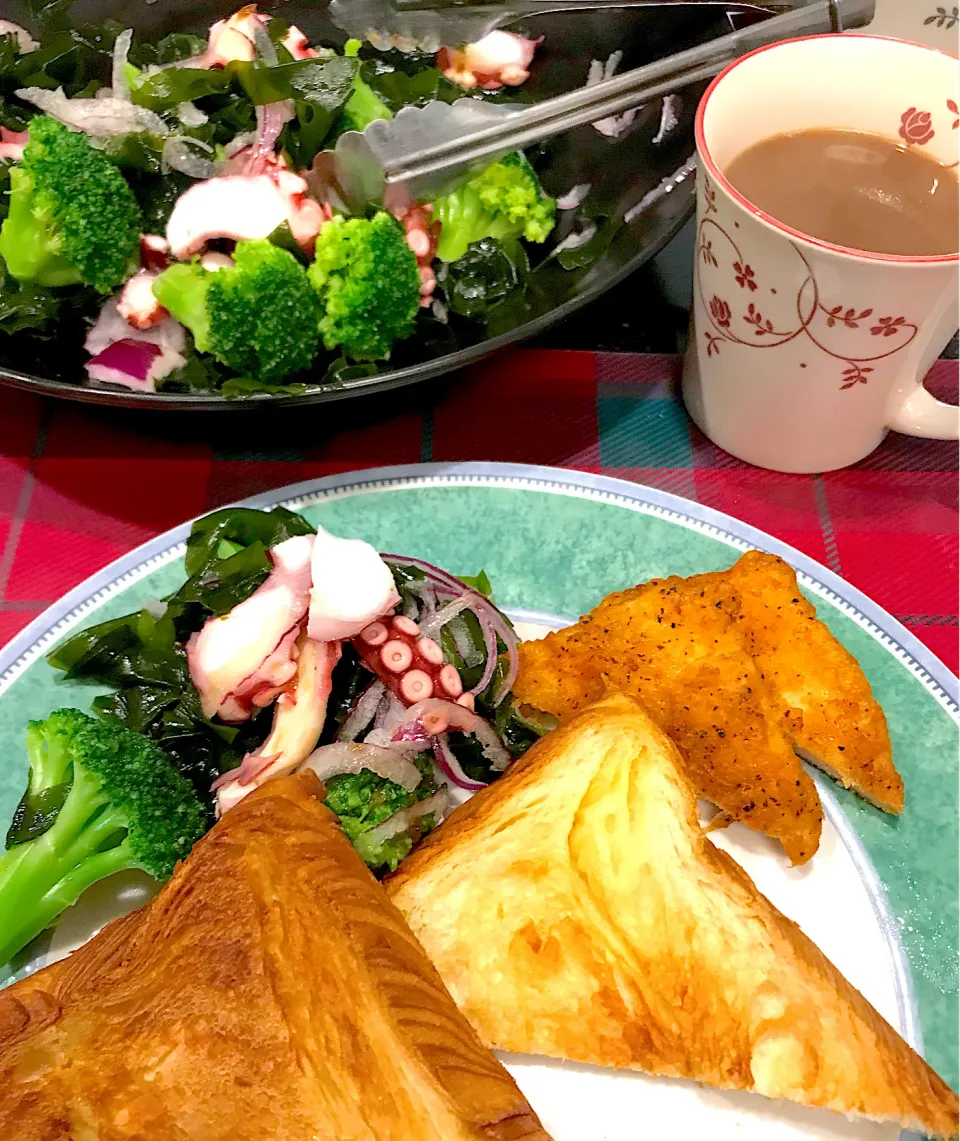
[898,99,959,166]
[694,175,919,391]
[899,107,935,146]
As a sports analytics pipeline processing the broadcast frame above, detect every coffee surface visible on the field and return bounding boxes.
[723,128,958,256]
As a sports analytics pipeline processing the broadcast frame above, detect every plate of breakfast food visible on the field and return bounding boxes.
[0,0,770,408]
[0,461,956,1139]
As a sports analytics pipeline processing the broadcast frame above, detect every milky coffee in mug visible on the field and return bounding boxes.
[682,35,959,473]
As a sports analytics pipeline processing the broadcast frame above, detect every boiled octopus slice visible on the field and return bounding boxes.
[352,614,470,708]
[307,525,400,642]
[203,6,318,67]
[187,533,314,722]
[165,173,325,260]
[213,634,340,814]
[396,204,441,307]
[117,270,168,329]
[437,31,541,90]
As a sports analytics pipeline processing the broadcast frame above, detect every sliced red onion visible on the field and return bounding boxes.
[177,101,209,127]
[111,29,133,100]
[419,594,474,640]
[337,678,385,742]
[484,612,519,706]
[0,20,38,54]
[85,296,186,357]
[449,614,482,668]
[85,339,185,393]
[553,223,598,254]
[161,135,222,179]
[392,697,479,742]
[381,554,467,597]
[0,126,28,162]
[471,715,511,771]
[401,594,419,620]
[375,691,408,734]
[402,578,439,622]
[497,646,519,707]
[298,742,422,791]
[557,183,591,210]
[244,101,293,176]
[434,734,488,791]
[362,789,450,846]
[469,608,500,698]
[362,726,423,755]
[585,52,638,139]
[16,87,167,136]
[224,130,257,157]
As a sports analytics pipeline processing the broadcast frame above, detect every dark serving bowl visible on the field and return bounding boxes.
[0,0,777,411]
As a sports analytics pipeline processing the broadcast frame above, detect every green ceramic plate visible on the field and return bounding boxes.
[0,462,956,1139]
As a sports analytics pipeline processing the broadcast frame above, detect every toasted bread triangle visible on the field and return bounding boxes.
[0,774,551,1141]
[387,696,958,1139]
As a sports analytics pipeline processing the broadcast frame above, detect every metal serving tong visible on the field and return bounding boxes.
[330,0,822,54]
[331,0,874,211]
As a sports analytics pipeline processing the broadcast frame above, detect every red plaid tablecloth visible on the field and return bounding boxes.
[1,350,957,672]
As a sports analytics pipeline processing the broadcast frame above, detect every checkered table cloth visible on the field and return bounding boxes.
[1,350,957,672]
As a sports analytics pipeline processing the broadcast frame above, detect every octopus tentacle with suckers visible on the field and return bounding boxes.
[353,614,473,709]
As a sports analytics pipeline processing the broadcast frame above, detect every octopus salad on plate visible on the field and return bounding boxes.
[0,505,550,967]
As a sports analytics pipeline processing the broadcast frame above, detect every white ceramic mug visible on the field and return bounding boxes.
[682,35,959,473]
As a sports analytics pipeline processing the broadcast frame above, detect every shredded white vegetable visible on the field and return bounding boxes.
[111,29,133,100]
[16,87,168,137]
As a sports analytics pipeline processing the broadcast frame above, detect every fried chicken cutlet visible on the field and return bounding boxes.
[513,572,822,864]
[710,551,902,812]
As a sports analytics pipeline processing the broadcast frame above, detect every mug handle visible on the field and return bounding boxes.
[885,288,959,440]
[886,385,959,439]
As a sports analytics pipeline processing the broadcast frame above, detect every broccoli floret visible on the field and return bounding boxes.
[153,240,321,382]
[432,152,556,263]
[337,39,394,134]
[0,116,142,294]
[152,261,213,352]
[339,75,393,133]
[347,813,437,873]
[0,709,207,966]
[324,754,437,873]
[308,212,420,360]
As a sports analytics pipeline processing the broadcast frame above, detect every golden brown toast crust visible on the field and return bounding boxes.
[387,696,958,1140]
[513,573,823,863]
[0,773,551,1141]
[713,550,902,812]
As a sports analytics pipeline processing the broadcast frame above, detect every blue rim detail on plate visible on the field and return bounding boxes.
[0,460,952,1107]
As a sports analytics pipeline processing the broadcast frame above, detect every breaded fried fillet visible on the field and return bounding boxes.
[0,773,551,1141]
[387,695,958,1140]
[513,574,822,864]
[715,550,902,812]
